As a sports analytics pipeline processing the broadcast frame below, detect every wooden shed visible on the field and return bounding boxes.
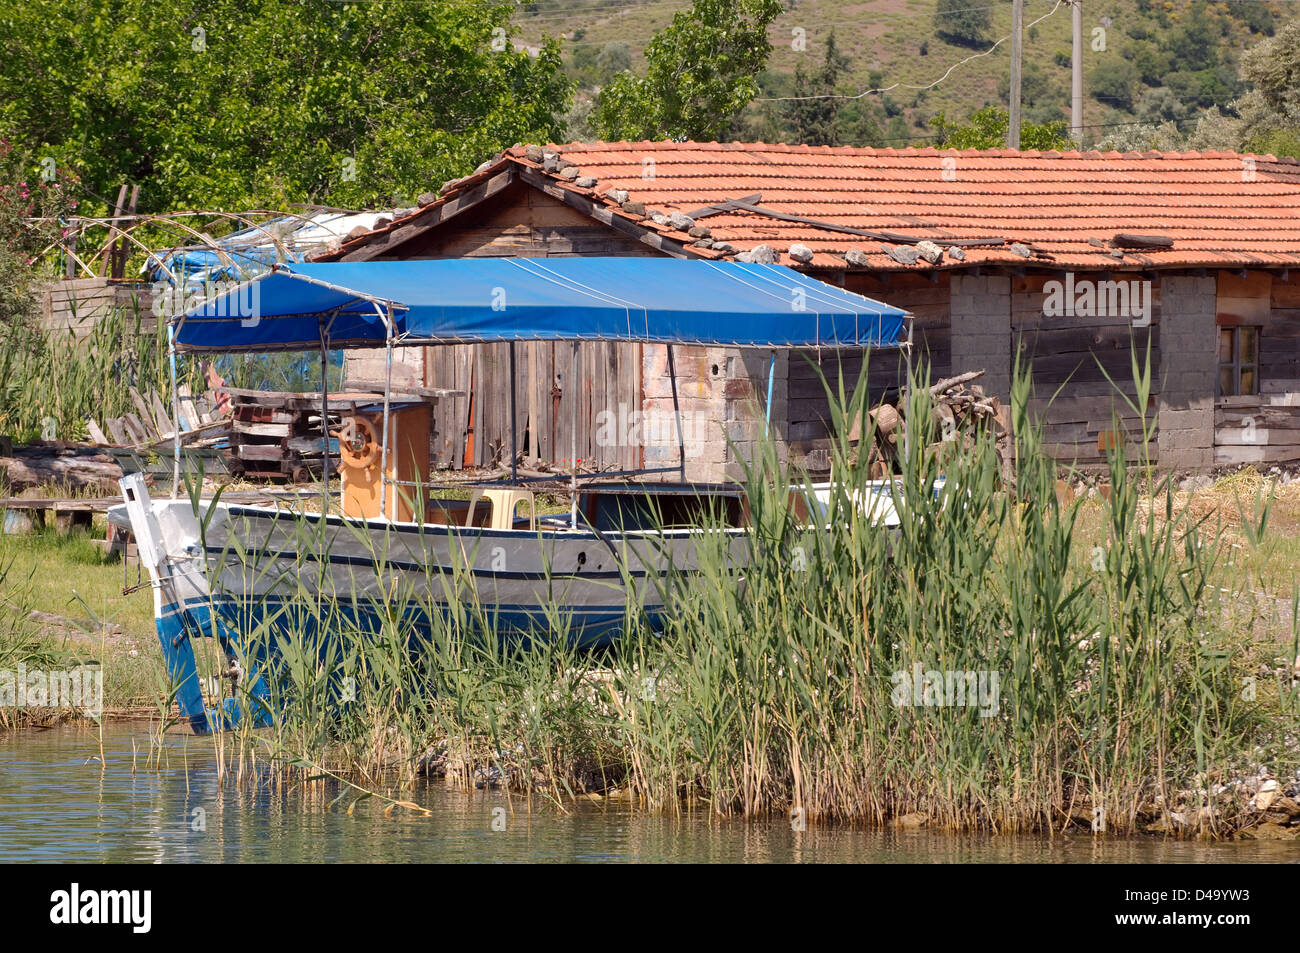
[318,141,1300,477]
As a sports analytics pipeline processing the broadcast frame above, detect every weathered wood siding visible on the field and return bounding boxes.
[778,272,949,464]
[1214,271,1300,466]
[37,279,155,340]
[1014,273,1161,466]
[343,182,652,472]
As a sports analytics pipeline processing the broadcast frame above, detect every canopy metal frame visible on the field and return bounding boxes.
[165,262,914,523]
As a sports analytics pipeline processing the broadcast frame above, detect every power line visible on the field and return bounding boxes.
[518,0,1063,28]
[754,0,1065,102]
[862,113,1208,145]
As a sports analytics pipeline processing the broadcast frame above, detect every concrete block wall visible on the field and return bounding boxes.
[949,274,1012,401]
[640,344,789,482]
[1157,275,1217,470]
[721,347,788,481]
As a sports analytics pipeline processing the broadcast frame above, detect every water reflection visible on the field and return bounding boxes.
[1,725,1295,863]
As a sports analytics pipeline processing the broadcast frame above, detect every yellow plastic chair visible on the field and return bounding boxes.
[465,489,536,530]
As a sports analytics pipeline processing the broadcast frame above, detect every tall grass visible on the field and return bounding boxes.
[0,294,198,444]
[192,359,1271,835]
[0,558,70,732]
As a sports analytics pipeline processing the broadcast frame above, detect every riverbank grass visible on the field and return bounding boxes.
[3,366,1299,835]
[202,367,1300,836]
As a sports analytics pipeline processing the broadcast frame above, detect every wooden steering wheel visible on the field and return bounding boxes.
[334,415,381,470]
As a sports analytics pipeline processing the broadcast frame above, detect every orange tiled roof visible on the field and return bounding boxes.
[321,141,1300,271]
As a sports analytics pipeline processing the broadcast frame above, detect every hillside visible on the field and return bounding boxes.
[513,0,1282,147]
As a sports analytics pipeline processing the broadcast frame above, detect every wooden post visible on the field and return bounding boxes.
[100,185,128,278]
[168,322,181,499]
[1071,0,1083,145]
[666,344,686,482]
[381,307,394,520]
[508,341,518,485]
[111,185,139,280]
[64,220,78,279]
[764,349,776,438]
[570,340,579,529]
[903,317,915,464]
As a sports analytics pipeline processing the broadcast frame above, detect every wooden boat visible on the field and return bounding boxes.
[111,258,910,732]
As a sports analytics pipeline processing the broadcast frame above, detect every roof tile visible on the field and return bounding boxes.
[321,142,1300,269]
[535,141,1300,269]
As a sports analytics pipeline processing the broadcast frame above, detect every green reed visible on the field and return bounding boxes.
[0,293,197,445]
[192,358,1270,834]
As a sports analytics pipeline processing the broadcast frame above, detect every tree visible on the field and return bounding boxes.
[1095,120,1187,153]
[934,0,992,49]
[1181,17,1300,159]
[782,31,851,146]
[594,0,783,141]
[1089,59,1141,112]
[0,0,573,213]
[930,105,1073,150]
[596,42,632,82]
[0,141,75,326]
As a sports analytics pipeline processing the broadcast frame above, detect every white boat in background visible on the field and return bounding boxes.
[115,257,912,732]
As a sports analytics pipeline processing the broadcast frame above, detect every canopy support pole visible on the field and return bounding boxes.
[666,344,686,482]
[319,321,330,506]
[381,305,394,521]
[168,321,181,499]
[764,349,777,438]
[570,340,579,530]
[508,341,518,486]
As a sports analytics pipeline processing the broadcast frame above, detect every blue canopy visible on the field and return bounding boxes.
[172,258,909,352]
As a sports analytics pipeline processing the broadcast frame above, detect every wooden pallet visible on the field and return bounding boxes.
[224,387,382,481]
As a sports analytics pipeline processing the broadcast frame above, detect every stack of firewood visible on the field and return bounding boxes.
[854,370,1014,483]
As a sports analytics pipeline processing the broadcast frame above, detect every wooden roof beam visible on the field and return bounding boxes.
[337,168,518,262]
[517,167,708,259]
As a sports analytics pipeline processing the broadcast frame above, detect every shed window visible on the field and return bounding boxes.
[1218,326,1259,397]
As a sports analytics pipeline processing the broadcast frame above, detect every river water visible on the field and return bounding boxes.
[1,724,1295,863]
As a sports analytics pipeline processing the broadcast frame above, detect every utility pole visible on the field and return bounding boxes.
[1071,0,1084,146]
[1008,0,1023,148]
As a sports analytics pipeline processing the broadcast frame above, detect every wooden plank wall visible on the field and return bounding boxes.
[37,279,155,341]
[388,180,652,260]
[783,273,950,459]
[353,181,653,472]
[1214,271,1300,466]
[1013,273,1160,466]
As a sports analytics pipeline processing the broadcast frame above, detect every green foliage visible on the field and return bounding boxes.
[0,141,75,327]
[567,41,632,88]
[1090,59,1142,112]
[1244,128,1300,161]
[1191,16,1300,159]
[211,360,1272,832]
[0,0,573,213]
[930,105,1073,150]
[1240,18,1300,119]
[835,100,887,148]
[594,0,783,141]
[1166,0,1226,73]
[216,352,344,393]
[0,297,202,444]
[933,0,992,49]
[997,63,1070,127]
[781,31,851,147]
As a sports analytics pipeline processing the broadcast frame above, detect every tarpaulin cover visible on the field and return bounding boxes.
[172,258,909,352]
